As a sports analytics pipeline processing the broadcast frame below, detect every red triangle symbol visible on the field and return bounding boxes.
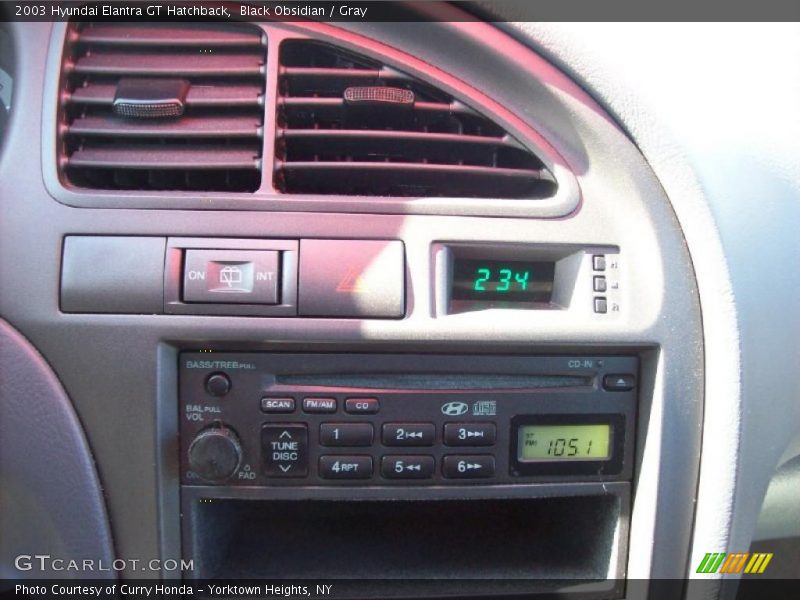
[336,266,369,293]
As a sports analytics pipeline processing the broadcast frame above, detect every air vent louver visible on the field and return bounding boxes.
[60,23,266,192]
[275,41,556,198]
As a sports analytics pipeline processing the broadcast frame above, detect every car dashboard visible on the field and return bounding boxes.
[0,7,798,600]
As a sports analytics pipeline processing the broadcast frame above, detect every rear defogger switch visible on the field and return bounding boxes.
[164,238,298,316]
[298,239,405,318]
[184,249,279,304]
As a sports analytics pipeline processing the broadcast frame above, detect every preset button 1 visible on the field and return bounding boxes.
[320,423,374,447]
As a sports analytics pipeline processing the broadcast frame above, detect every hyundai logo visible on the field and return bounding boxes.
[441,401,469,416]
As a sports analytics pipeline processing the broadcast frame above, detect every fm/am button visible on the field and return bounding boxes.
[184,249,280,304]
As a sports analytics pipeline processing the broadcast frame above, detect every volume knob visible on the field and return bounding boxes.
[188,426,242,483]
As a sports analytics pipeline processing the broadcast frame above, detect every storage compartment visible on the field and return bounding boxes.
[183,493,627,598]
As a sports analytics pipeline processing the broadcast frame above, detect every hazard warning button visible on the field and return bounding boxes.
[298,239,405,318]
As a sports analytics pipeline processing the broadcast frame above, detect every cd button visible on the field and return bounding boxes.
[345,397,380,414]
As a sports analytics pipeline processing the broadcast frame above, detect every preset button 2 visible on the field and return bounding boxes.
[382,423,435,446]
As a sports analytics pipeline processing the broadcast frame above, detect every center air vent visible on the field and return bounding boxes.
[60,23,266,192]
[274,40,556,198]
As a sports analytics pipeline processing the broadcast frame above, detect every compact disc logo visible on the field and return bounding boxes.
[441,401,469,416]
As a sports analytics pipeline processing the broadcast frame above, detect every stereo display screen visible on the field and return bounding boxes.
[518,424,611,461]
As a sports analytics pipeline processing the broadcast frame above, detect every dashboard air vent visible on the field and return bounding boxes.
[60,23,266,192]
[275,41,556,198]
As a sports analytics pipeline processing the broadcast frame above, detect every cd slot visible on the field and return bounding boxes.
[271,373,593,391]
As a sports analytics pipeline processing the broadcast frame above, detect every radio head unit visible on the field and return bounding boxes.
[179,353,637,487]
[179,352,638,593]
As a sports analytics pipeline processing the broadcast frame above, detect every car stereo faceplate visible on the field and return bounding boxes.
[179,353,638,487]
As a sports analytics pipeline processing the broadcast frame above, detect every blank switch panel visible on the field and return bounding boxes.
[61,236,165,314]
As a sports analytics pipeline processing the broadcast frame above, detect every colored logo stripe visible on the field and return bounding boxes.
[719,553,749,573]
[744,553,773,574]
[697,553,726,573]
[697,552,773,574]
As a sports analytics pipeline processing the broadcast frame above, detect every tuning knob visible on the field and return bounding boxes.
[188,425,242,483]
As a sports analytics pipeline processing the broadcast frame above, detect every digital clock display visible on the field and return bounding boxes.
[518,424,611,462]
[451,259,555,304]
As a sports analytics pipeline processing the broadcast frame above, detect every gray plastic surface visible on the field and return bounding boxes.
[488,21,800,593]
[61,236,166,314]
[0,319,114,579]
